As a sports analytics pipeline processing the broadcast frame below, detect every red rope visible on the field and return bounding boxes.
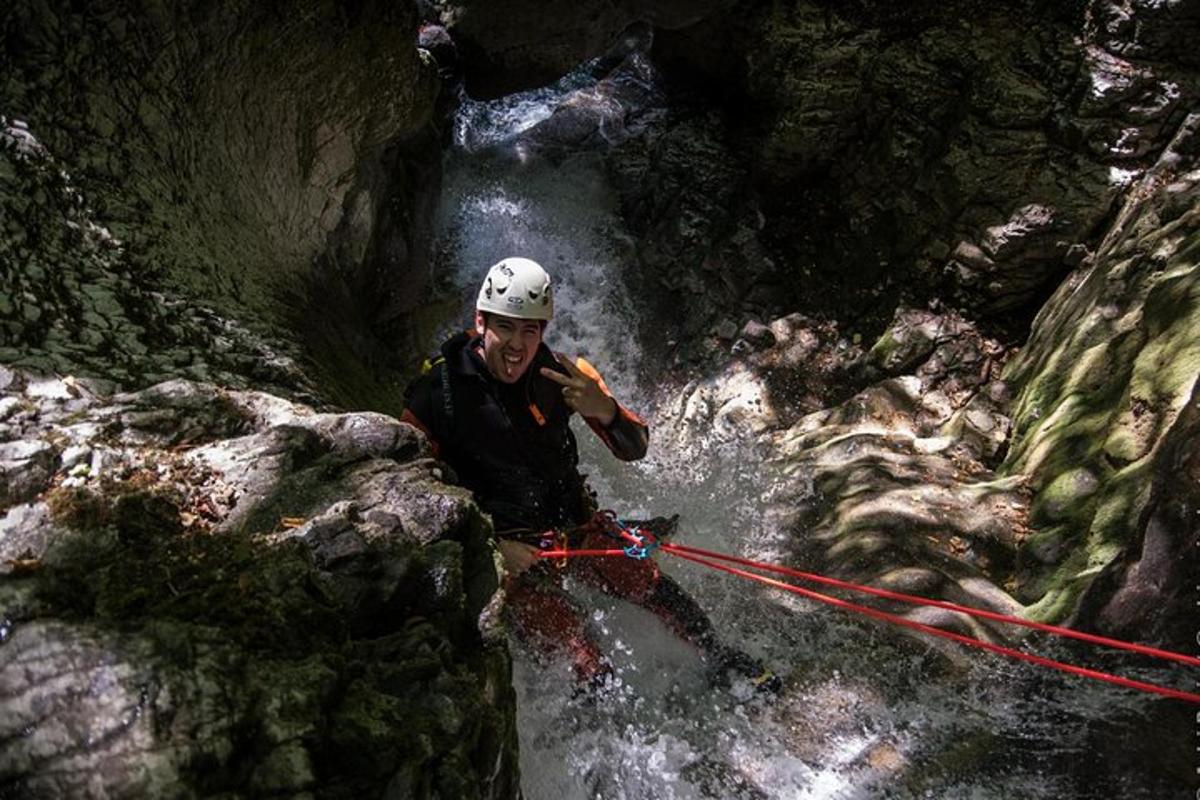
[667,548,1200,705]
[530,518,1199,702]
[539,548,626,559]
[660,542,1200,669]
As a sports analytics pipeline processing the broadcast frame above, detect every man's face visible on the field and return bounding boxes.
[475,311,543,383]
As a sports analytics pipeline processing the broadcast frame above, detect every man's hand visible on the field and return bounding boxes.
[498,539,541,576]
[540,354,617,425]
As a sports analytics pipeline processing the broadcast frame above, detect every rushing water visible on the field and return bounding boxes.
[429,48,1187,800]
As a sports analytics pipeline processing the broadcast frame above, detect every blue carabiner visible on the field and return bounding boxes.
[615,519,659,560]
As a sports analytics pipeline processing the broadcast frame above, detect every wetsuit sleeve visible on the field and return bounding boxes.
[401,372,441,458]
[574,357,649,462]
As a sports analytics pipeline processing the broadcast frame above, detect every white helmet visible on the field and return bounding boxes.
[476,257,553,321]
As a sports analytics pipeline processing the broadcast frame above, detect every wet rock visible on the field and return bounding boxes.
[657,306,1029,644]
[609,106,768,360]
[760,377,1031,642]
[450,1,726,98]
[733,314,868,424]
[654,296,1029,648]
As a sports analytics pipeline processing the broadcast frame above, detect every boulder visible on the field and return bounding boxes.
[0,372,519,797]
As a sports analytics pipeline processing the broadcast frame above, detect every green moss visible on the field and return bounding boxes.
[1086,459,1154,555]
[1030,466,1099,525]
[1003,227,1200,616]
[1022,550,1092,623]
[866,327,902,367]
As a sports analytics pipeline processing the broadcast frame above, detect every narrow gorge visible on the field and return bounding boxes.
[1,1,1196,797]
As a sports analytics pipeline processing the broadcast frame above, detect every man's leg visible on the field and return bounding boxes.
[571,516,780,691]
[572,530,718,648]
[504,568,611,685]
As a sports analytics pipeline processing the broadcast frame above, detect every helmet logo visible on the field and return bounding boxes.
[484,278,493,299]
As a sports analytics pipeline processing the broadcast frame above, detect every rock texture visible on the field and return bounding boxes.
[0,372,518,798]
[610,106,774,364]
[2,0,441,408]
[0,120,320,403]
[428,0,1200,646]
[656,307,1027,648]
[999,111,1200,642]
[644,0,1198,327]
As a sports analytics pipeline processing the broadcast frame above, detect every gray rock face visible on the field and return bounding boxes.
[2,0,442,409]
[0,439,56,500]
[0,118,321,404]
[610,107,773,361]
[0,502,55,562]
[643,0,1199,323]
[0,371,519,798]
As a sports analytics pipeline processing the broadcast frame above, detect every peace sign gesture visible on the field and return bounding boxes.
[540,353,617,425]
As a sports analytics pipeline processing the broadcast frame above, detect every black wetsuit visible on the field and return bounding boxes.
[401,331,648,532]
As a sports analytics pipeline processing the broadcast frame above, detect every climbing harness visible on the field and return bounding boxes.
[537,511,1200,705]
[538,512,664,561]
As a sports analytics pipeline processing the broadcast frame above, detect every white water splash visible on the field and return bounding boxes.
[435,138,641,401]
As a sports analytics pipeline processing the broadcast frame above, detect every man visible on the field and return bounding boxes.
[402,257,775,690]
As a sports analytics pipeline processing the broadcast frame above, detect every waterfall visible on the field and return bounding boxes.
[426,44,1142,800]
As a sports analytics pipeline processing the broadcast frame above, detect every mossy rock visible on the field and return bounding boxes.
[1030,466,1100,525]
